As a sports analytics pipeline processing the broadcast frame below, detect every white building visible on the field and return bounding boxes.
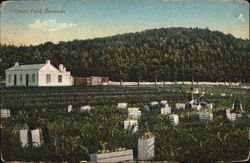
[5,60,73,86]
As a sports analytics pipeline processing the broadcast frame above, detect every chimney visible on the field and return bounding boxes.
[63,67,66,72]
[59,64,64,72]
[46,60,51,64]
[15,62,19,66]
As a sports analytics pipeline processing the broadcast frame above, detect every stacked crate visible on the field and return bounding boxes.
[31,129,42,147]
[169,114,179,126]
[161,107,171,115]
[226,109,236,122]
[138,136,155,161]
[20,129,29,148]
[198,112,213,121]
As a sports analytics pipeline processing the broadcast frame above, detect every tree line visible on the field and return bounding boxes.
[0,27,249,83]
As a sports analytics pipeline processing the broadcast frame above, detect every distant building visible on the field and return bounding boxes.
[5,60,73,86]
[74,76,109,86]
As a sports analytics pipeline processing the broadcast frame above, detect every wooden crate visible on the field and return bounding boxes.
[31,129,41,147]
[67,105,73,113]
[161,107,171,115]
[221,93,226,96]
[124,120,138,134]
[198,112,213,121]
[138,136,155,161]
[227,113,236,122]
[80,105,91,112]
[169,114,179,126]
[192,105,201,110]
[176,103,185,110]
[20,129,29,148]
[0,109,10,118]
[205,103,213,109]
[90,149,133,162]
[128,110,141,119]
[127,107,139,112]
[117,103,127,109]
[150,101,158,106]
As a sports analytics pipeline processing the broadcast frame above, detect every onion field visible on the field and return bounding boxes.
[1,85,250,162]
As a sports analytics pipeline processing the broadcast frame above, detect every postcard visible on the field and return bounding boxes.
[0,0,249,162]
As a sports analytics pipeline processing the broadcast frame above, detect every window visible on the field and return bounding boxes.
[58,75,62,83]
[32,74,36,82]
[8,74,11,83]
[20,74,23,82]
[46,74,51,83]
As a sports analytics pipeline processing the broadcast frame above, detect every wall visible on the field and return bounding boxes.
[5,70,39,86]
[38,64,73,86]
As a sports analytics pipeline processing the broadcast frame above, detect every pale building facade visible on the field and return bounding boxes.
[5,60,73,86]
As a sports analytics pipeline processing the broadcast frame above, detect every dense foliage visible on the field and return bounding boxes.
[0,27,249,82]
[1,85,250,162]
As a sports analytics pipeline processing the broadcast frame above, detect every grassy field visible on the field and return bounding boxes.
[1,85,250,162]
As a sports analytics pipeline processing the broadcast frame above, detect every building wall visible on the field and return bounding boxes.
[5,70,39,86]
[38,64,73,86]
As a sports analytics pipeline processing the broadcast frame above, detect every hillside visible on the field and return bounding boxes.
[0,27,249,82]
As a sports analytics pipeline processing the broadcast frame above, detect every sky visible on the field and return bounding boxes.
[0,0,249,46]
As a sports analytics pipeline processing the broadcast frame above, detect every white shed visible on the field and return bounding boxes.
[5,60,73,86]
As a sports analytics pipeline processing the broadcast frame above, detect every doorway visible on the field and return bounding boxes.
[14,74,17,86]
[26,74,29,86]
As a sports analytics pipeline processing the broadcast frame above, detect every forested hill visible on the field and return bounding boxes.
[0,27,249,82]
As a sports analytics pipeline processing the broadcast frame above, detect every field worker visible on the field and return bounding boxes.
[231,99,244,114]
[187,87,194,102]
